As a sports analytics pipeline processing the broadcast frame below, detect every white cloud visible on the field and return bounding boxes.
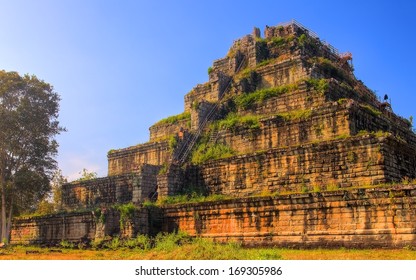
[58,153,104,182]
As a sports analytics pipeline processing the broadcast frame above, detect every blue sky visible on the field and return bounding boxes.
[1,0,415,180]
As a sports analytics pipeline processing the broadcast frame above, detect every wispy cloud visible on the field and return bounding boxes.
[59,154,104,182]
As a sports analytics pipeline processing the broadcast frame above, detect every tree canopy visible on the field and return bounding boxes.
[0,70,65,243]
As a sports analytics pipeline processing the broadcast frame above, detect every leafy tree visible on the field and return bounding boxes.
[0,70,64,243]
[76,168,98,181]
[50,169,67,212]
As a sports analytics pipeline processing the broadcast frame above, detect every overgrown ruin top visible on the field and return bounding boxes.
[61,20,416,209]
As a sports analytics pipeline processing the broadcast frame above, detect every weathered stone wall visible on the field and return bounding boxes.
[383,137,416,183]
[62,165,160,209]
[236,86,325,117]
[349,103,416,146]
[255,58,308,89]
[11,207,155,245]
[212,35,256,75]
[216,104,351,156]
[236,77,383,119]
[184,83,215,113]
[190,100,216,131]
[264,22,303,39]
[188,136,402,197]
[12,186,416,248]
[215,101,415,158]
[157,164,184,197]
[11,212,95,245]
[161,186,416,248]
[149,118,190,142]
[12,186,416,249]
[108,142,169,176]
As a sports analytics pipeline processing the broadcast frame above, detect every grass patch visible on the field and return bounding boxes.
[214,112,261,131]
[234,83,298,110]
[276,109,312,121]
[360,104,382,117]
[3,240,416,260]
[191,142,235,164]
[154,112,191,126]
[355,130,390,138]
[157,193,231,206]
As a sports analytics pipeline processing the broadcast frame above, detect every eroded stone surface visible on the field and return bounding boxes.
[11,21,416,248]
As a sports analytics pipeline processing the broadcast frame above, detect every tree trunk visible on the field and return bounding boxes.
[1,182,7,243]
[6,197,13,243]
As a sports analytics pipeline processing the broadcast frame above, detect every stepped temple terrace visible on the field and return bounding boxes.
[12,20,416,248]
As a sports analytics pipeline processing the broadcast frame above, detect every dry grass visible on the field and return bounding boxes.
[2,245,416,260]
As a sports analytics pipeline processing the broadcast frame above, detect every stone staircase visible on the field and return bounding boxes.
[172,57,247,165]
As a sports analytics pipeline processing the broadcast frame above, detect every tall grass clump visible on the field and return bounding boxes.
[154,231,193,252]
[235,83,298,110]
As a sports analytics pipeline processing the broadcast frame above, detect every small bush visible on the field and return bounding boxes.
[105,237,122,250]
[124,235,151,250]
[60,240,75,249]
[168,135,177,150]
[113,203,137,230]
[158,164,168,175]
[270,37,286,47]
[297,34,307,47]
[337,98,349,105]
[305,78,329,94]
[154,231,193,251]
[207,67,213,75]
[313,185,322,193]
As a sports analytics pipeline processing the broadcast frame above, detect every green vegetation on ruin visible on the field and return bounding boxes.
[233,78,327,110]
[255,33,295,47]
[144,178,416,208]
[158,163,168,175]
[360,104,382,117]
[310,57,353,84]
[304,78,329,94]
[234,83,299,110]
[356,130,389,138]
[154,193,231,206]
[113,203,137,230]
[213,112,261,131]
[168,135,178,150]
[275,109,313,121]
[209,108,313,135]
[154,112,191,126]
[191,142,236,164]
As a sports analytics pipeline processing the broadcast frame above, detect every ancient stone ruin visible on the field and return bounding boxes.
[12,20,416,248]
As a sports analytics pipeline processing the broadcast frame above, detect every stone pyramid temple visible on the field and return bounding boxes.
[12,20,416,248]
